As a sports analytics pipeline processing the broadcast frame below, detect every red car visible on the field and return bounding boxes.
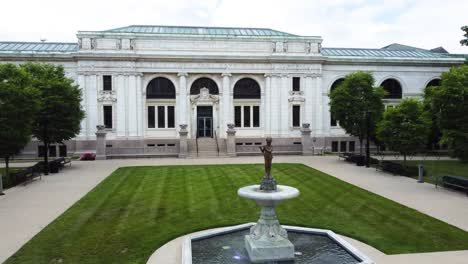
[80,153,96,161]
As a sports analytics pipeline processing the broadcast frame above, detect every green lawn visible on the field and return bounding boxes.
[397,160,468,184]
[6,164,468,264]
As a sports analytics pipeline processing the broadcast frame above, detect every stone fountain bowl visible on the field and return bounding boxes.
[237,184,300,207]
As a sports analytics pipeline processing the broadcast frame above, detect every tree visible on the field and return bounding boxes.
[21,63,85,174]
[428,65,468,161]
[0,64,39,190]
[377,99,431,166]
[329,71,385,163]
[423,85,443,150]
[461,26,468,46]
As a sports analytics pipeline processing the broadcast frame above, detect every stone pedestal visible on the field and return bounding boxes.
[178,124,188,158]
[95,125,107,160]
[301,123,313,156]
[245,206,295,263]
[226,124,237,157]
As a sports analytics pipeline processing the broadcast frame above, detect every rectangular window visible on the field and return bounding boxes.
[243,106,251,127]
[38,146,46,157]
[253,106,260,127]
[157,106,165,128]
[103,75,112,91]
[340,141,347,153]
[167,106,175,128]
[103,105,113,129]
[148,106,155,128]
[48,145,57,157]
[349,141,355,152]
[332,141,338,152]
[59,145,67,157]
[234,106,241,127]
[292,105,300,127]
[292,77,300,91]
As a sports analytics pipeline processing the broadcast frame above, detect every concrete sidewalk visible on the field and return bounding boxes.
[0,156,467,263]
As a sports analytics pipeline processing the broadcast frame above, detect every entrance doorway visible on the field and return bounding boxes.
[197,106,213,138]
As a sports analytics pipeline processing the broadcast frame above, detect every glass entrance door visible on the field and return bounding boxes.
[197,106,213,138]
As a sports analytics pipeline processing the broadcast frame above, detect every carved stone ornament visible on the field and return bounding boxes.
[302,123,310,129]
[288,91,305,103]
[97,90,117,102]
[190,87,219,105]
[179,124,188,131]
[227,123,236,130]
[96,125,106,131]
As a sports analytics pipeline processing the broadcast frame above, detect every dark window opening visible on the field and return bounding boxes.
[234,106,241,127]
[330,78,345,126]
[340,141,347,152]
[331,118,338,127]
[157,106,165,128]
[103,75,112,91]
[167,144,175,147]
[59,145,67,157]
[233,78,261,99]
[167,106,175,128]
[349,141,355,152]
[381,79,402,99]
[190,77,219,95]
[292,105,300,127]
[148,106,155,128]
[243,106,251,127]
[147,77,176,99]
[292,77,300,91]
[157,144,165,147]
[38,146,46,157]
[147,144,155,147]
[103,105,113,129]
[293,142,302,145]
[236,142,243,145]
[332,141,338,152]
[106,145,113,148]
[245,142,252,145]
[253,106,260,127]
[48,146,57,157]
[426,79,441,88]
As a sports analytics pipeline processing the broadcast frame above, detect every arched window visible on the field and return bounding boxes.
[233,78,261,128]
[146,77,176,99]
[381,79,402,99]
[233,78,261,99]
[190,77,219,95]
[426,78,441,88]
[330,78,345,127]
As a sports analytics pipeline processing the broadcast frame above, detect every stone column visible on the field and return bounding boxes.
[178,124,188,158]
[301,123,313,156]
[280,75,290,136]
[178,72,188,126]
[95,125,107,160]
[222,73,232,138]
[264,74,272,135]
[226,124,237,157]
[77,74,87,138]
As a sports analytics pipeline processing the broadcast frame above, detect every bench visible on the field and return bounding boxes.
[436,175,468,196]
[376,161,406,175]
[11,162,43,185]
[339,152,353,161]
[55,157,72,168]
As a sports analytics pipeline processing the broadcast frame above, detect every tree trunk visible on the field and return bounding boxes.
[359,138,363,155]
[44,140,49,175]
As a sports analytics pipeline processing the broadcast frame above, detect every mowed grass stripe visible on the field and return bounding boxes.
[6,164,468,264]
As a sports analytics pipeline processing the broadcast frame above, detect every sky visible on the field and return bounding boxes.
[1,0,467,53]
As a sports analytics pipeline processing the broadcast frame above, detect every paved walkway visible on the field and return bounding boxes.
[1,156,467,263]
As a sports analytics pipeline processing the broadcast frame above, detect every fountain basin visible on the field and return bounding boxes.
[182,223,374,264]
[238,185,300,207]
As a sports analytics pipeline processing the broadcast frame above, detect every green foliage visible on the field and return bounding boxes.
[428,65,468,161]
[329,71,385,143]
[21,63,85,144]
[0,63,39,180]
[377,99,431,164]
[423,85,442,149]
[461,25,468,46]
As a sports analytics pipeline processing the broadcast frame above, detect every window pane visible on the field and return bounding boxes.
[292,77,300,91]
[104,105,113,129]
[38,146,46,157]
[59,145,67,157]
[340,141,347,152]
[332,141,338,152]
[292,105,300,127]
[103,75,112,91]
[158,106,165,128]
[167,106,175,128]
[148,106,155,128]
[234,106,241,127]
[49,145,57,157]
[349,141,355,152]
[253,106,260,127]
[243,106,251,127]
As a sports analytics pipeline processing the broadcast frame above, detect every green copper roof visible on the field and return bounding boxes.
[321,47,450,58]
[104,25,298,37]
[0,42,77,52]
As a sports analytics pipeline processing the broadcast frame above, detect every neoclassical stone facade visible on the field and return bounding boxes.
[0,25,464,157]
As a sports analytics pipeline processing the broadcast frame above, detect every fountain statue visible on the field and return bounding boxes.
[238,137,300,263]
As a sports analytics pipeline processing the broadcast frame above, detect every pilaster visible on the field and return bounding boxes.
[222,72,232,138]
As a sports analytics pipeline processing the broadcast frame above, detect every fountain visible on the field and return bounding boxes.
[177,137,374,264]
[238,137,299,263]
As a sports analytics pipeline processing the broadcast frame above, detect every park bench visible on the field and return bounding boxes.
[338,152,353,161]
[376,161,406,175]
[55,157,72,169]
[436,175,468,196]
[11,162,43,185]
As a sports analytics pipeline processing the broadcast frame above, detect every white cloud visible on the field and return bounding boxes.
[0,0,467,53]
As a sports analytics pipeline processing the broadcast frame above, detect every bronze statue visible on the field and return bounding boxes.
[259,137,277,191]
[259,137,273,177]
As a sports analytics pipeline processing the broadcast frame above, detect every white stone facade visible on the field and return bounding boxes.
[0,26,464,156]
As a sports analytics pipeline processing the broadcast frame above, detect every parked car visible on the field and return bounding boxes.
[80,153,96,161]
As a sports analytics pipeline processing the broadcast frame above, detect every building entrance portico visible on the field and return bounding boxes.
[190,87,220,138]
[197,106,213,138]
